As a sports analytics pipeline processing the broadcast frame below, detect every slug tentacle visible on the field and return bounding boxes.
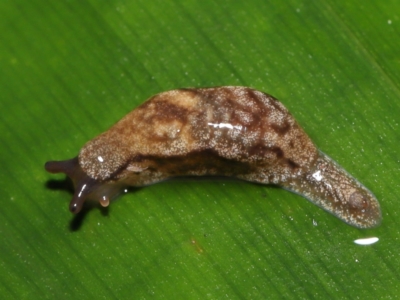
[45,157,122,213]
[45,86,381,228]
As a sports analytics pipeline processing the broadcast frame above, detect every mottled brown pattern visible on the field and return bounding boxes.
[45,86,381,228]
[270,121,291,135]
[286,159,300,169]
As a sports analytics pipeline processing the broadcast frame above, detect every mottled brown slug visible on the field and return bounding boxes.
[45,86,381,228]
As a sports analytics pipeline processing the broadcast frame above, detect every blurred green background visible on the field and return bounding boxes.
[1,0,399,298]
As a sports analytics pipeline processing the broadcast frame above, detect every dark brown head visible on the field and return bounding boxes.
[45,157,125,213]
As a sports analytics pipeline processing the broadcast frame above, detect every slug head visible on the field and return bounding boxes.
[45,157,124,213]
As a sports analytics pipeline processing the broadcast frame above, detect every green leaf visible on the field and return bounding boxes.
[1,0,399,298]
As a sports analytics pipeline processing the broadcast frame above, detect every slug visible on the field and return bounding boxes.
[45,86,381,228]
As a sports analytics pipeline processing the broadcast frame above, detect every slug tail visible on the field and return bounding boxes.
[283,152,381,228]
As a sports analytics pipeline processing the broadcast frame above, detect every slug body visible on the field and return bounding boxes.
[45,87,381,228]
